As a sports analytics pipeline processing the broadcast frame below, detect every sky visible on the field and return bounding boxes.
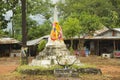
[52,0,59,4]
[4,10,13,31]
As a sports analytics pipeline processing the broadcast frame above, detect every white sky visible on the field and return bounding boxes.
[4,10,13,31]
[52,0,59,4]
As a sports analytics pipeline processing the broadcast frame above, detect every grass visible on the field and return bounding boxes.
[17,63,96,72]
[70,64,96,69]
[17,65,63,71]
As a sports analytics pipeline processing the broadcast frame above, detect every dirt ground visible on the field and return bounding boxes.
[0,56,120,80]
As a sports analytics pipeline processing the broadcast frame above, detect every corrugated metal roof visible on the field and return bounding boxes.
[0,38,20,44]
[65,28,120,40]
[113,28,120,32]
[86,36,120,40]
[27,35,49,46]
[94,27,109,36]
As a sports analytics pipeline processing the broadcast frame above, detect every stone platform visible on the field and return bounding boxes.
[29,39,82,67]
[54,69,79,77]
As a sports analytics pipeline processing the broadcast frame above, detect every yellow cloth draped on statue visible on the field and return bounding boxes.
[50,22,63,41]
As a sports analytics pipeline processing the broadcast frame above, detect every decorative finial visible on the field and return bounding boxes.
[53,5,58,22]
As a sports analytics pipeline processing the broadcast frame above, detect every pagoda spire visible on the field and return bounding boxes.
[53,5,58,22]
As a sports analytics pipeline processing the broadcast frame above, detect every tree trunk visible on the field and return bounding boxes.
[21,0,27,46]
[21,0,28,65]
[79,38,84,50]
[79,37,85,57]
[78,36,81,50]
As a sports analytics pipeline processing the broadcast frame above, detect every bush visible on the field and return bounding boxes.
[37,40,47,52]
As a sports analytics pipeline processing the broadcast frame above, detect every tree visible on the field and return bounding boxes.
[79,12,102,35]
[0,0,19,29]
[11,0,53,40]
[28,20,51,40]
[27,0,53,20]
[78,12,102,50]
[61,11,102,50]
[62,16,80,50]
[57,0,120,29]
[101,11,119,28]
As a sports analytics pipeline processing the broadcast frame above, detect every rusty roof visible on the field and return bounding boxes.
[65,28,120,40]
[94,27,109,36]
[0,38,20,44]
[27,35,49,46]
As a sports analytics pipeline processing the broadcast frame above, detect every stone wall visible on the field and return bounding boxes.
[17,68,102,77]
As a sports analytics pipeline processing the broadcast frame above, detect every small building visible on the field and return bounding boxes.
[88,28,120,56]
[0,37,21,57]
[27,35,49,56]
[66,28,120,57]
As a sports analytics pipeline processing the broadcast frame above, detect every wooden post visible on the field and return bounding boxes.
[90,41,94,55]
[97,40,99,55]
[113,40,116,51]
[9,44,11,57]
[116,40,118,50]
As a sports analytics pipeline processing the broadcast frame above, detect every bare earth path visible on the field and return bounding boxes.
[0,56,120,80]
[0,65,18,75]
[80,56,120,80]
[0,57,19,75]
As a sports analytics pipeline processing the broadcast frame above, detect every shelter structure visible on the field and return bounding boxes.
[89,28,120,56]
[0,37,21,57]
[66,28,120,57]
[26,35,49,56]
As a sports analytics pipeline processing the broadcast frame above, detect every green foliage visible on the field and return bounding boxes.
[70,64,96,69]
[10,0,53,40]
[101,11,119,28]
[58,1,103,37]
[62,16,80,38]
[27,0,53,20]
[0,30,8,37]
[17,64,96,75]
[62,16,81,49]
[79,12,102,35]
[17,65,63,75]
[37,40,47,52]
[0,0,19,30]
[58,0,120,29]
[1,0,120,39]
[14,34,22,41]
[28,21,51,40]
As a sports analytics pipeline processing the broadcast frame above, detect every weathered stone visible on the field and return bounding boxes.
[54,69,79,77]
[78,68,102,74]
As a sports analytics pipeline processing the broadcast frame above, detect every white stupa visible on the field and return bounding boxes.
[30,6,81,67]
